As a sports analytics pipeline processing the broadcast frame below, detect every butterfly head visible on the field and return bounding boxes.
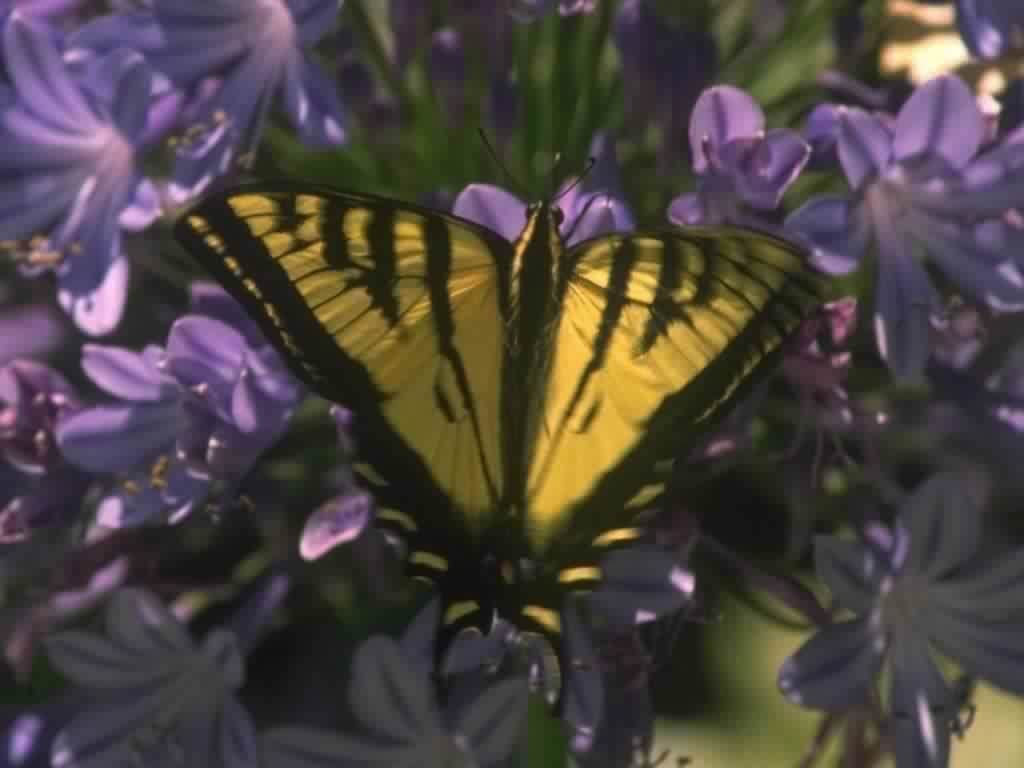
[525,200,565,236]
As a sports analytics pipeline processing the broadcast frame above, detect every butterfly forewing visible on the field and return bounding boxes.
[175,184,511,531]
[525,228,823,555]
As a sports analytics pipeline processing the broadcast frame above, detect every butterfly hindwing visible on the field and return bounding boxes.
[175,183,512,532]
[526,227,823,556]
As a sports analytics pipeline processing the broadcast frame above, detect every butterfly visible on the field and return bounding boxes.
[176,180,823,654]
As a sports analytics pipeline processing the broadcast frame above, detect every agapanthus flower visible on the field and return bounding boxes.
[56,291,303,527]
[668,85,811,228]
[0,360,88,542]
[787,74,1024,378]
[453,133,634,243]
[778,472,1024,767]
[46,588,258,768]
[614,0,716,168]
[954,0,1024,60]
[71,0,345,204]
[263,598,530,768]
[0,14,159,335]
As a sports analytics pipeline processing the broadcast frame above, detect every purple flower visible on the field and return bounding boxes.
[0,360,88,541]
[955,0,1024,59]
[299,405,373,562]
[56,298,303,527]
[778,472,1024,767]
[787,75,1024,378]
[668,85,811,228]
[453,134,634,244]
[71,0,345,204]
[0,15,158,335]
[614,0,716,168]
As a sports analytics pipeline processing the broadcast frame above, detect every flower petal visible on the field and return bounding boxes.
[298,489,373,561]
[894,75,982,169]
[888,633,953,768]
[837,108,891,189]
[456,678,528,765]
[57,402,178,473]
[452,183,526,242]
[667,193,705,226]
[562,598,604,753]
[902,471,985,578]
[733,128,810,210]
[784,196,867,275]
[589,546,694,626]
[777,618,884,711]
[80,344,171,402]
[873,236,938,379]
[814,536,879,614]
[689,85,764,174]
[5,14,93,132]
[925,606,1024,695]
[57,249,130,337]
[348,636,440,745]
[281,51,345,147]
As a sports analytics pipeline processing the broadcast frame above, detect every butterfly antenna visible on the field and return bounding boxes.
[554,155,597,202]
[478,128,524,195]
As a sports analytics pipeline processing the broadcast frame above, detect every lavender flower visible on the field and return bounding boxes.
[299,405,373,561]
[787,74,1024,378]
[46,588,258,768]
[453,134,634,243]
[0,360,88,541]
[668,85,811,228]
[56,293,303,527]
[954,0,1024,59]
[0,14,159,335]
[778,472,1024,767]
[71,0,345,204]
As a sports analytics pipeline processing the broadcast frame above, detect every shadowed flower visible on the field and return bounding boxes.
[46,588,258,768]
[0,360,88,541]
[56,297,303,527]
[0,14,158,335]
[263,598,530,768]
[71,0,345,203]
[668,85,810,229]
[954,1,1024,59]
[778,471,1024,767]
[787,75,1024,378]
[614,0,716,169]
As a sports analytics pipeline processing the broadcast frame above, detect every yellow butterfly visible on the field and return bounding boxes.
[176,181,823,647]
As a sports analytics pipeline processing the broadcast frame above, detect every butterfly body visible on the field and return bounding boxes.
[176,182,823,647]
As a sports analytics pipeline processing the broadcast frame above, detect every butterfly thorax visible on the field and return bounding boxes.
[505,202,569,514]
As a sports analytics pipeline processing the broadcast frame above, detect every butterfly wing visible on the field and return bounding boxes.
[526,227,824,558]
[175,183,512,535]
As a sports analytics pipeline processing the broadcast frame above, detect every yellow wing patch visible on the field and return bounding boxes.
[177,189,511,533]
[525,229,820,552]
